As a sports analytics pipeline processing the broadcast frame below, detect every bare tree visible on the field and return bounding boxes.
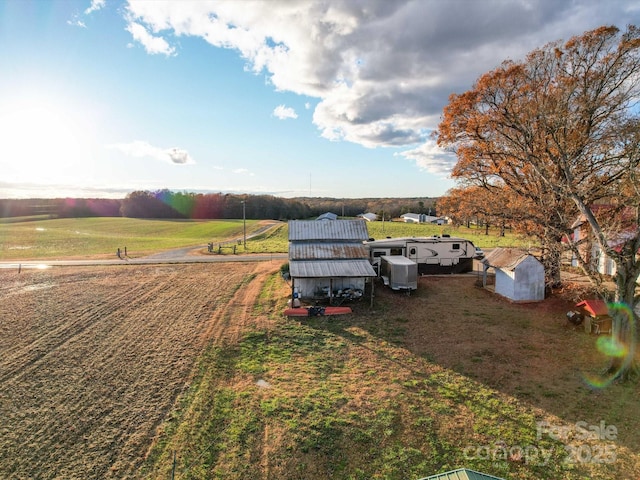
[438,25,640,380]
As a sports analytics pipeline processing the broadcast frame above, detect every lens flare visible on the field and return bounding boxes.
[583,302,636,389]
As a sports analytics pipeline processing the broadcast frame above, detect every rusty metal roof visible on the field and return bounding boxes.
[289,242,369,260]
[288,219,370,241]
[289,259,377,278]
[481,247,536,270]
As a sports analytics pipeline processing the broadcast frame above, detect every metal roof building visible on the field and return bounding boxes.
[289,219,370,242]
[288,219,376,304]
[481,247,545,302]
[418,468,505,480]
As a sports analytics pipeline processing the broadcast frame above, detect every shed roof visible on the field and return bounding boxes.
[576,299,609,317]
[482,247,538,270]
[289,219,370,242]
[289,242,369,260]
[316,212,338,221]
[289,259,376,278]
[418,468,505,480]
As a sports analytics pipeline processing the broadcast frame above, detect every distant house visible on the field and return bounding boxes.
[316,212,338,221]
[401,213,422,223]
[358,212,378,222]
[288,219,377,303]
[418,468,505,480]
[570,206,640,278]
[400,213,447,225]
[482,248,545,302]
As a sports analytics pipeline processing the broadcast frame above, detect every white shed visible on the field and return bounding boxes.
[481,248,545,302]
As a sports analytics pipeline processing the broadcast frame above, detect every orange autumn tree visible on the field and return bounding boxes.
[439,183,575,286]
[438,185,510,234]
[437,25,640,380]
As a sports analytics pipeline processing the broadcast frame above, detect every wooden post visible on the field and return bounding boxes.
[370,277,374,307]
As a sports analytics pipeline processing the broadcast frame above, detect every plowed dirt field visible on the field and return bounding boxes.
[0,261,279,479]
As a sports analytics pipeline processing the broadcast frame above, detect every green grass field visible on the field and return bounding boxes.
[141,272,639,479]
[0,217,262,260]
[0,217,530,260]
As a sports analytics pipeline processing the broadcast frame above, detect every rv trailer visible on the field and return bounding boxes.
[366,236,477,275]
[379,255,418,292]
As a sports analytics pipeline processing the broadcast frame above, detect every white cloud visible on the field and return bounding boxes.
[107,141,194,165]
[273,104,298,120]
[395,139,457,176]
[85,0,106,15]
[67,18,87,28]
[125,21,176,56]
[121,1,639,174]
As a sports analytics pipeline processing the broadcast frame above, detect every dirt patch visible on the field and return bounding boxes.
[0,261,279,479]
[376,275,640,451]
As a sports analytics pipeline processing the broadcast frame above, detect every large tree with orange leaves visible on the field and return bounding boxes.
[437,25,640,380]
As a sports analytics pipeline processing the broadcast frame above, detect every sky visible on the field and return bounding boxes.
[1,1,639,200]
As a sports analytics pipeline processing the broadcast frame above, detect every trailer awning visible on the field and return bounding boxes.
[290,259,376,278]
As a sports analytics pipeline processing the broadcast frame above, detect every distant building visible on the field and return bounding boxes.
[316,212,338,221]
[358,212,378,222]
[400,213,447,225]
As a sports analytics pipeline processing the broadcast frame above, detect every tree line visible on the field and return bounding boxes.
[0,191,437,221]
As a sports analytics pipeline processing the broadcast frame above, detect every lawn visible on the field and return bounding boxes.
[0,217,266,260]
[143,272,640,479]
[0,217,529,261]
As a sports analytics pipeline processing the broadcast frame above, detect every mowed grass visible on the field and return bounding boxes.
[366,222,527,248]
[0,217,528,260]
[142,274,640,479]
[0,217,262,260]
[244,220,529,255]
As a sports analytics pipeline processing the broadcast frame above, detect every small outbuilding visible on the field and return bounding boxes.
[481,248,545,302]
[288,219,377,305]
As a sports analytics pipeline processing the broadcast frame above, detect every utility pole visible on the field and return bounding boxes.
[241,200,246,248]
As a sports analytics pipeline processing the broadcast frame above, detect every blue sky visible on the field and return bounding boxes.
[1,1,638,199]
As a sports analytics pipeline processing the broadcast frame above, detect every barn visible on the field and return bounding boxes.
[288,219,377,304]
[481,248,545,302]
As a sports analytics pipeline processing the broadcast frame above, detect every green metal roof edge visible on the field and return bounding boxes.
[417,467,506,480]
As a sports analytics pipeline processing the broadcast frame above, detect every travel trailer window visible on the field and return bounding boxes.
[373,251,386,257]
[390,248,403,255]
[452,243,460,250]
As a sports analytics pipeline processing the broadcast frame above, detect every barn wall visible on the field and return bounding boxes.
[513,257,545,301]
[494,269,515,300]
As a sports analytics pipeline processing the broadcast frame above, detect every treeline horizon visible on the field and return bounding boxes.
[0,189,438,221]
